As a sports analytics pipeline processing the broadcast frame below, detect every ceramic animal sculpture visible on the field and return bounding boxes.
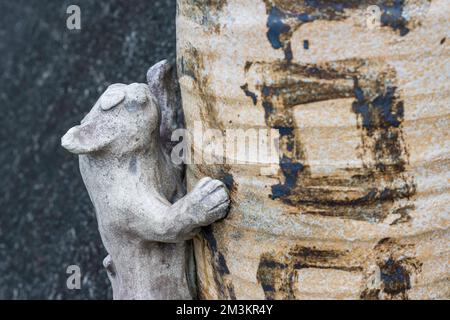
[61,61,230,299]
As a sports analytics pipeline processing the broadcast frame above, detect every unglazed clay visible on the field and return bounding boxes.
[61,61,230,299]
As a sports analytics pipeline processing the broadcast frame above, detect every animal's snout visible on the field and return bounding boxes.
[61,120,108,155]
[61,126,80,153]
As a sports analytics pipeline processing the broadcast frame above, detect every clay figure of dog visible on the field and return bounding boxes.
[61,61,230,299]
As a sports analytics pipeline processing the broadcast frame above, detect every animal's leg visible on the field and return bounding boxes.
[127,177,230,243]
[103,255,118,296]
[170,177,230,233]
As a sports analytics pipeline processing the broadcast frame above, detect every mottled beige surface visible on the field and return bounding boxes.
[177,0,449,299]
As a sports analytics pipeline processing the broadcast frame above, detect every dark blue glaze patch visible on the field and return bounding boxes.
[240,83,258,105]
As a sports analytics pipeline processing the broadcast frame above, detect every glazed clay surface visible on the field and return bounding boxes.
[62,61,230,299]
[177,0,449,299]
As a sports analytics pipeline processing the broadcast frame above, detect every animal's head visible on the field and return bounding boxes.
[61,83,160,155]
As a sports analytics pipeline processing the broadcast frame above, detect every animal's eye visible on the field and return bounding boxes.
[125,100,140,113]
[100,88,125,111]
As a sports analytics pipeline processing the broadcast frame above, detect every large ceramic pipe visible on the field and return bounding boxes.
[177,0,449,299]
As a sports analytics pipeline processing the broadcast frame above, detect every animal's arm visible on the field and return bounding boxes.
[128,177,230,243]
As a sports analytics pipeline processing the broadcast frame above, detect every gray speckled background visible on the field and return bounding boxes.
[0,0,176,299]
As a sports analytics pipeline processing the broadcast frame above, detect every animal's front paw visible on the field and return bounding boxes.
[190,177,230,223]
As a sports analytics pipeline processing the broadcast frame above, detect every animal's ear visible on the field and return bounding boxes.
[100,85,126,111]
[61,121,111,154]
[147,60,184,150]
[147,60,172,101]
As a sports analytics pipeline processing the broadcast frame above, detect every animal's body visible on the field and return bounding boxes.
[62,61,229,299]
